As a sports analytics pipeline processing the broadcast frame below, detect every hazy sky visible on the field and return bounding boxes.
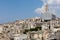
[0,0,43,23]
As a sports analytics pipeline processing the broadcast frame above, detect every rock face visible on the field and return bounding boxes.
[0,17,60,40]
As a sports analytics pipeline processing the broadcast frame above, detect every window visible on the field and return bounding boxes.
[23,39,26,40]
[51,39,57,40]
[4,26,8,28]
[10,38,14,40]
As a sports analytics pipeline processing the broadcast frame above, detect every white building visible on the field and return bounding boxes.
[14,34,28,40]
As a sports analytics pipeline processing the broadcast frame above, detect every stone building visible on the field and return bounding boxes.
[0,17,60,40]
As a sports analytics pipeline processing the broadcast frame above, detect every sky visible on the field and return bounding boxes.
[0,0,43,23]
[0,0,60,23]
[35,0,60,17]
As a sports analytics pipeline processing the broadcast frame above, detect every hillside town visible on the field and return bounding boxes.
[0,1,60,40]
[0,13,60,40]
